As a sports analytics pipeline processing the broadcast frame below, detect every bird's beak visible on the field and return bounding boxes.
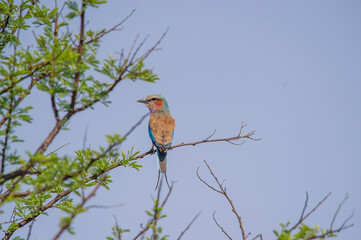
[137,98,146,103]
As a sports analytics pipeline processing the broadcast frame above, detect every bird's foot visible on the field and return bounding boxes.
[146,145,156,155]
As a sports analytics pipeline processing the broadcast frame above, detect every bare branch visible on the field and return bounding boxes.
[136,122,259,159]
[141,28,169,60]
[198,160,247,240]
[86,203,123,210]
[285,192,354,240]
[196,166,222,194]
[251,234,263,240]
[83,9,136,46]
[205,129,216,141]
[287,192,331,232]
[213,212,232,240]
[330,193,348,230]
[300,192,309,222]
[177,211,201,240]
[26,221,34,240]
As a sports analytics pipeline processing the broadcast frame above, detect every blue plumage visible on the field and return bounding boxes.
[138,94,175,190]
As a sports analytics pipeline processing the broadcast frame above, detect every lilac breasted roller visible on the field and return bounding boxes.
[137,94,175,189]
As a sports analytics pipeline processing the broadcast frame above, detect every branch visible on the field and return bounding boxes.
[3,189,72,240]
[52,176,106,240]
[51,93,60,122]
[0,98,13,177]
[177,211,201,240]
[285,193,354,240]
[251,234,263,240]
[136,122,259,159]
[197,160,247,240]
[26,221,34,240]
[213,212,232,240]
[83,9,136,46]
[287,192,331,232]
[70,0,86,110]
[133,179,174,240]
[0,112,148,201]
[0,73,37,128]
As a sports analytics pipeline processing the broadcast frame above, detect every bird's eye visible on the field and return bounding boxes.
[148,98,159,102]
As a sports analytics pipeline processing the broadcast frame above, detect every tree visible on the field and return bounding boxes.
[0,1,353,240]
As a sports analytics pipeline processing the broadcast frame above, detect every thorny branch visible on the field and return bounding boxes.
[197,160,248,240]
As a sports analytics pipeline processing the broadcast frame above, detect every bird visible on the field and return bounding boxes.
[137,94,175,190]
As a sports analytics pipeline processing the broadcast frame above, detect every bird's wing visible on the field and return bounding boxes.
[149,114,175,150]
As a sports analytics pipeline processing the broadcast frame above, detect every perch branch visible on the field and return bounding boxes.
[136,122,259,159]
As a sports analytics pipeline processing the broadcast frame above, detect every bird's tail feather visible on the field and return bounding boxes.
[155,150,171,190]
[154,171,171,190]
[157,150,167,173]
[164,172,171,189]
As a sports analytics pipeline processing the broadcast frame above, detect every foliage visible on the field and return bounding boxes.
[0,1,353,240]
[274,222,337,240]
[0,0,160,239]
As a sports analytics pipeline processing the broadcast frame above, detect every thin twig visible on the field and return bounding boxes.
[83,9,136,47]
[287,192,331,232]
[133,180,174,240]
[46,143,70,156]
[330,193,348,230]
[0,98,13,177]
[196,167,222,194]
[198,160,247,240]
[213,212,232,240]
[3,189,72,240]
[136,122,259,159]
[86,203,123,210]
[52,176,106,240]
[285,193,354,240]
[177,211,201,240]
[26,221,34,240]
[251,234,263,240]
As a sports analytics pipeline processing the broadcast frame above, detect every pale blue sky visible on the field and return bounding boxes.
[10,0,361,239]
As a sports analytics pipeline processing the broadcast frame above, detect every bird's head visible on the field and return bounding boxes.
[137,94,169,113]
